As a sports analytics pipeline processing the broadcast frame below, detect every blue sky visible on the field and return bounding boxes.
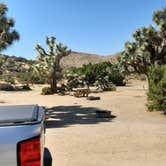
[1,0,166,59]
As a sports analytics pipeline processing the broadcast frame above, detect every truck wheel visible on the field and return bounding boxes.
[44,148,52,166]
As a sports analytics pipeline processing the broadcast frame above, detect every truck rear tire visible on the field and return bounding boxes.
[44,148,52,166]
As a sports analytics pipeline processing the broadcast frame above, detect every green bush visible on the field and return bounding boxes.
[64,62,125,91]
[66,79,79,90]
[65,72,86,90]
[57,84,66,95]
[147,65,166,113]
[94,76,116,91]
[17,71,46,84]
[41,87,54,95]
[3,75,15,84]
[108,72,126,86]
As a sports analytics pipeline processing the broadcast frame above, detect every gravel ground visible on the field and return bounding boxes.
[0,80,166,166]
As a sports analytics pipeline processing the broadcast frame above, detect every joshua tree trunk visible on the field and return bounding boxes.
[50,75,57,93]
[50,65,58,93]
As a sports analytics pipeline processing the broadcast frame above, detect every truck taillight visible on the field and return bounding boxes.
[18,137,41,166]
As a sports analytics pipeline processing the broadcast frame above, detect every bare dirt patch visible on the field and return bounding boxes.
[0,80,166,166]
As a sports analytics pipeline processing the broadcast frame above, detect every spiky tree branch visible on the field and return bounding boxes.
[0,3,19,52]
[119,8,166,75]
[35,36,71,93]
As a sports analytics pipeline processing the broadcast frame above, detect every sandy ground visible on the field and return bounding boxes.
[0,80,166,166]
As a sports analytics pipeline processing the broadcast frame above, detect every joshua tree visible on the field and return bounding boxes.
[0,3,19,52]
[35,36,71,93]
[119,8,166,75]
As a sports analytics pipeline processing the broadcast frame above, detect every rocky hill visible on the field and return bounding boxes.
[60,51,121,69]
[0,51,121,75]
[0,54,35,76]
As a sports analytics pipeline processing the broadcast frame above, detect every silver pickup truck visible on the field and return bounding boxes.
[0,105,52,166]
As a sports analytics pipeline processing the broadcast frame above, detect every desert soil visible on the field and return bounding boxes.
[0,80,166,166]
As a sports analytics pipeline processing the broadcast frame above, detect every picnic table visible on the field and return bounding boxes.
[73,88,90,97]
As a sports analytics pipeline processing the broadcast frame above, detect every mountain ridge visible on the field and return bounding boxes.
[0,51,121,75]
[60,51,121,69]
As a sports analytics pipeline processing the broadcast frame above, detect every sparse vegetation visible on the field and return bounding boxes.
[3,74,15,84]
[65,62,125,91]
[17,71,45,84]
[41,87,54,95]
[94,77,116,91]
[147,65,166,113]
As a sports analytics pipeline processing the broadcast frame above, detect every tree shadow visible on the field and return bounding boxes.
[44,105,116,128]
[0,100,6,104]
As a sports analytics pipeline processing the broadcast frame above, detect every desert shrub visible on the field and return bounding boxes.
[0,83,15,91]
[108,71,126,86]
[17,71,46,84]
[147,65,166,112]
[66,79,80,91]
[64,62,125,91]
[64,72,86,91]
[0,75,3,80]
[21,85,31,91]
[65,72,86,90]
[3,75,15,84]
[57,84,66,95]
[41,87,54,95]
[94,76,116,91]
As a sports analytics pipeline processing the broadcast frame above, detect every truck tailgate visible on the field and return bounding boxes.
[0,123,42,166]
[0,105,45,166]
